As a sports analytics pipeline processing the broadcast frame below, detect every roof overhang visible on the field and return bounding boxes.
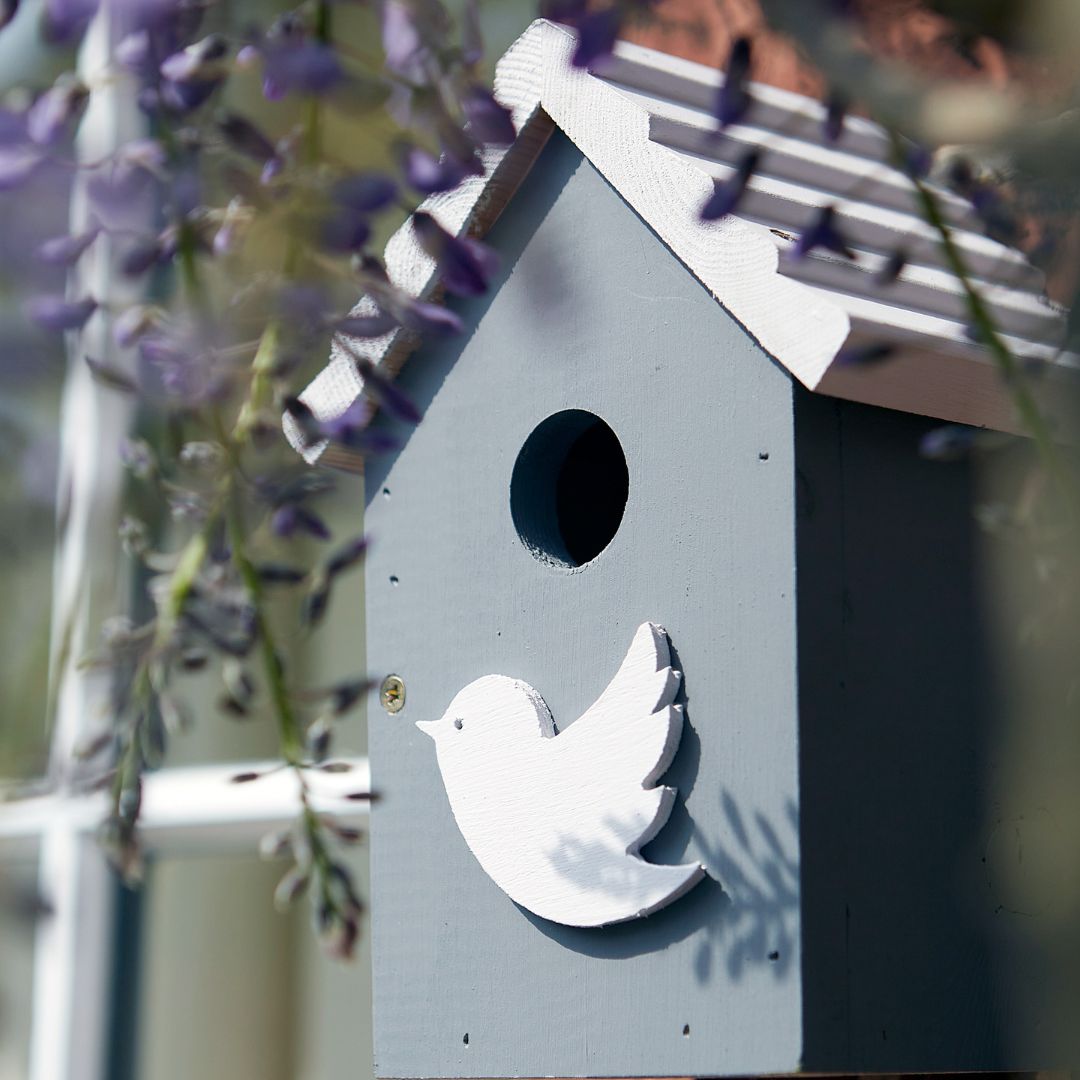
[286,19,1073,468]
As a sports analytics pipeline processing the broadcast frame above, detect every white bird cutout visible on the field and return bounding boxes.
[416,622,707,928]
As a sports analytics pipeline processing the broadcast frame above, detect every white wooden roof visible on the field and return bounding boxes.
[286,19,1072,465]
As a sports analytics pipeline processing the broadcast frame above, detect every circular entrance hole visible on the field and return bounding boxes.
[510,410,629,567]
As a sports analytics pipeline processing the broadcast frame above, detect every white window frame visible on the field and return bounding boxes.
[0,760,370,1080]
[0,15,370,1080]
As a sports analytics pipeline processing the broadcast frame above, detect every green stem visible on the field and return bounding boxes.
[225,493,305,763]
[215,406,305,765]
[163,527,211,629]
[313,0,331,43]
[177,221,206,312]
[234,320,281,440]
[890,131,1075,512]
[304,1,331,163]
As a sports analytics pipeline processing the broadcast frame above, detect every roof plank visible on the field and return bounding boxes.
[285,19,1073,462]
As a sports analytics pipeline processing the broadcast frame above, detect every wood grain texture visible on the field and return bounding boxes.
[417,622,706,928]
[365,133,802,1078]
[286,19,1074,464]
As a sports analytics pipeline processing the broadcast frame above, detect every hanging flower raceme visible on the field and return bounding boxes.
[0,0,520,957]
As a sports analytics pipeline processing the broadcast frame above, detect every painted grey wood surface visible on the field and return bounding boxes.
[794,394,1012,1072]
[364,132,803,1078]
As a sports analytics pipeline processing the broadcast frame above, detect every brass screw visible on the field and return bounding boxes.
[380,674,405,714]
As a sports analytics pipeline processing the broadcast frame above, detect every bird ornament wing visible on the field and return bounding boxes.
[557,622,686,853]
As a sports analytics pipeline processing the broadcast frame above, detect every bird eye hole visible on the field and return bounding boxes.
[453,718,463,730]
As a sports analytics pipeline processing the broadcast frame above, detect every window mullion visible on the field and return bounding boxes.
[29,826,114,1080]
[29,11,144,1080]
[137,758,372,855]
[1,758,371,858]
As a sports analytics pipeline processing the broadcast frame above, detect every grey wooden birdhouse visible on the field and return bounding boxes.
[287,19,1074,1079]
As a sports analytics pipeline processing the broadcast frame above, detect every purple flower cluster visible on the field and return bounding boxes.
[541,0,658,69]
[0,0,524,958]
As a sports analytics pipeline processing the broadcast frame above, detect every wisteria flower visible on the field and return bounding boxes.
[411,211,497,297]
[36,226,100,265]
[714,37,752,129]
[462,86,515,147]
[26,294,97,332]
[571,8,620,68]
[794,205,855,259]
[257,18,343,100]
[401,143,478,195]
[160,34,229,82]
[217,113,277,165]
[27,76,89,146]
[331,173,397,214]
[0,146,44,191]
[42,0,99,43]
[700,148,759,221]
[381,0,430,84]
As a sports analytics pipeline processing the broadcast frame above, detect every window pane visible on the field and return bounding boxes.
[130,847,372,1080]
[0,859,40,1080]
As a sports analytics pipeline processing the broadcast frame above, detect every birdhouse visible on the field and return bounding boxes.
[287,20,1077,1078]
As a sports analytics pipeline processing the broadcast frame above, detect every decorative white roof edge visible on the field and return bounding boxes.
[286,19,1071,465]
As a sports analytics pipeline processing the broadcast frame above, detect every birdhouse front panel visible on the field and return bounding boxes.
[363,131,805,1078]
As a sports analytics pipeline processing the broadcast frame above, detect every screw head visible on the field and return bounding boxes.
[379,674,405,714]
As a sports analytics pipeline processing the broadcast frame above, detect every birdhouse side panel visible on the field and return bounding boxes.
[364,132,804,1078]
[795,390,1018,1071]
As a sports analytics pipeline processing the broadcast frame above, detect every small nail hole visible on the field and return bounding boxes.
[462,1033,469,1046]
[453,718,463,730]
[768,950,779,961]
[389,575,399,586]
[682,1024,690,1037]
[382,487,391,498]
[759,451,770,461]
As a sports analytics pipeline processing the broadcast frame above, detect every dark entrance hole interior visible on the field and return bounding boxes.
[510,410,629,568]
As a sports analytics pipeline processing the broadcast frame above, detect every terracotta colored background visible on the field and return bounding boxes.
[623,0,1078,303]
[623,0,1056,94]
